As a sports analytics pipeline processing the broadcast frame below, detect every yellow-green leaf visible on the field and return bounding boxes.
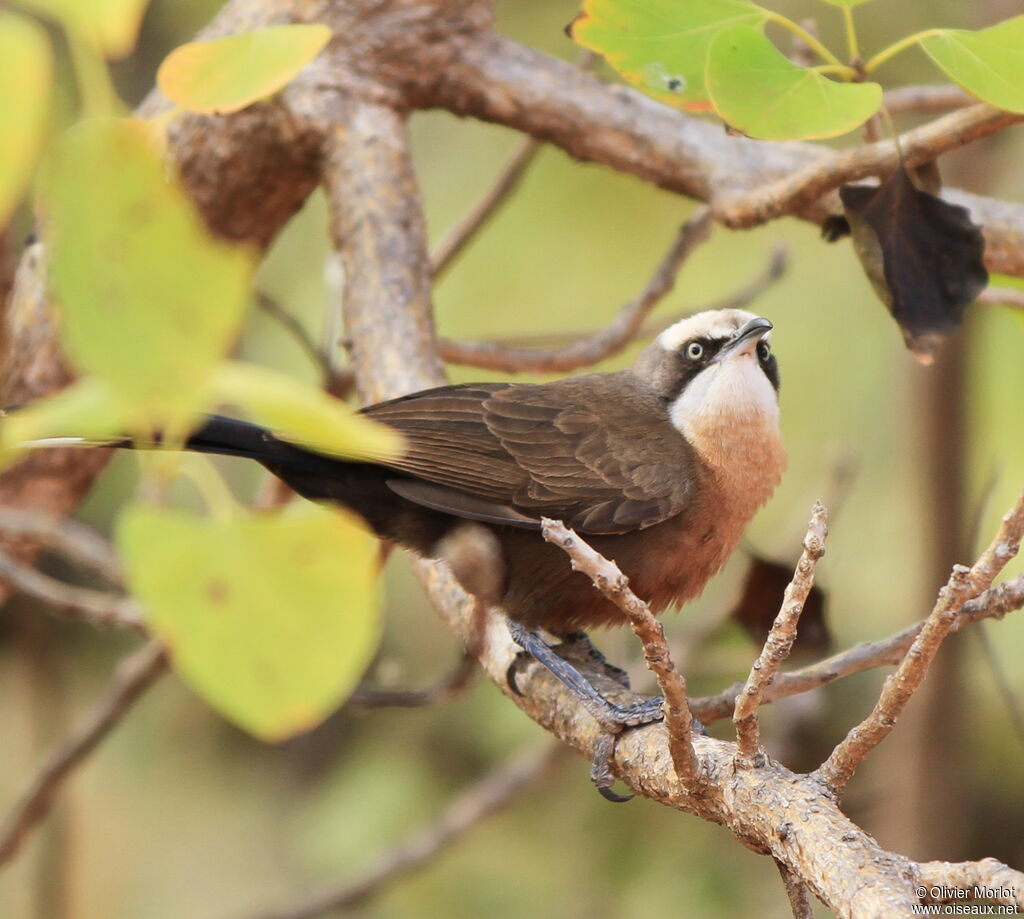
[156,24,332,115]
[570,0,767,109]
[816,0,875,7]
[43,118,251,436]
[0,12,51,227]
[0,378,127,469]
[920,16,1024,114]
[118,502,380,741]
[707,26,881,139]
[212,360,403,462]
[17,0,150,58]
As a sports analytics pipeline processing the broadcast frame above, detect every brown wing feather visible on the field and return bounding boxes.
[362,378,696,534]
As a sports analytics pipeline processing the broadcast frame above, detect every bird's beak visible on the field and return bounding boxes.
[712,317,773,362]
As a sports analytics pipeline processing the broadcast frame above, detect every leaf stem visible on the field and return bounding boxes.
[841,5,860,63]
[178,455,238,523]
[864,29,943,75]
[65,32,121,118]
[763,11,846,71]
[811,64,859,80]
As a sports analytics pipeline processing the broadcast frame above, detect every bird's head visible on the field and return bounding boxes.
[632,309,782,469]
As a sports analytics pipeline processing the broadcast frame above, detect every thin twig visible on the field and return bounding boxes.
[691,571,1024,724]
[540,518,699,785]
[0,549,142,630]
[640,243,788,339]
[0,507,123,584]
[428,49,600,282]
[733,503,828,758]
[254,291,332,378]
[775,858,814,919]
[430,135,543,279]
[884,85,974,116]
[348,654,476,708]
[0,640,168,870]
[437,209,713,374]
[816,490,1024,793]
[456,242,787,354]
[237,743,564,919]
[977,286,1024,312]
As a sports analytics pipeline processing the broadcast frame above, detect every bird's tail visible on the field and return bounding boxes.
[14,413,358,480]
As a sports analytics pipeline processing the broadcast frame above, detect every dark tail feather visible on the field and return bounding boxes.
[12,411,360,482]
[183,415,359,480]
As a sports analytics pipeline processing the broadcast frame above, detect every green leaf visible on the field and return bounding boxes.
[920,16,1024,114]
[0,379,127,469]
[816,0,874,7]
[118,502,381,741]
[212,361,404,461]
[156,24,332,115]
[17,0,150,58]
[570,0,767,109]
[43,118,251,436]
[0,12,52,227]
[706,26,881,139]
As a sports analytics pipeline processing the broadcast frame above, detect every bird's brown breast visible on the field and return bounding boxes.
[495,458,778,633]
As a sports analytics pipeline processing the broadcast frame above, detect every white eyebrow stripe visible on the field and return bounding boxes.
[657,308,765,353]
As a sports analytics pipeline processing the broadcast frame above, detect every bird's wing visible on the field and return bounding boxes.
[363,379,696,535]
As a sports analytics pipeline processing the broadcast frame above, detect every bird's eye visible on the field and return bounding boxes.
[686,341,705,361]
[757,341,771,362]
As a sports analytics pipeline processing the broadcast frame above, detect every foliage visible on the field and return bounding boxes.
[572,0,1024,140]
[0,3,393,739]
[572,0,1010,355]
[118,502,379,740]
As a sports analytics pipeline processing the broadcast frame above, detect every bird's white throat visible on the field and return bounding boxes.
[669,353,785,504]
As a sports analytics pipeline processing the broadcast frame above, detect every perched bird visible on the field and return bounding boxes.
[174,308,783,631]
[30,308,785,731]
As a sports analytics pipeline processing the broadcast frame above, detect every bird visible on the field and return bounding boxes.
[175,308,783,628]
[28,308,785,733]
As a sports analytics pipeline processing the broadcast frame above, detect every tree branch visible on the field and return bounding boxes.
[436,208,712,374]
[0,549,142,630]
[441,242,786,355]
[430,135,543,280]
[691,570,1024,724]
[884,85,974,116]
[434,32,1024,274]
[541,518,699,785]
[0,507,123,584]
[0,640,167,869]
[238,742,563,919]
[712,104,1022,229]
[733,503,827,758]
[348,653,476,708]
[817,490,1024,793]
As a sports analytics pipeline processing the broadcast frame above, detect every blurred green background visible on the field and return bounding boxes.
[1,0,1023,917]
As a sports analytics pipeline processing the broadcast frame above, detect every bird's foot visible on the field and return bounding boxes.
[506,619,671,801]
[555,631,632,688]
[505,619,664,732]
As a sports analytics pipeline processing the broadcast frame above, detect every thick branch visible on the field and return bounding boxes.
[321,98,444,401]
[434,32,1024,275]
